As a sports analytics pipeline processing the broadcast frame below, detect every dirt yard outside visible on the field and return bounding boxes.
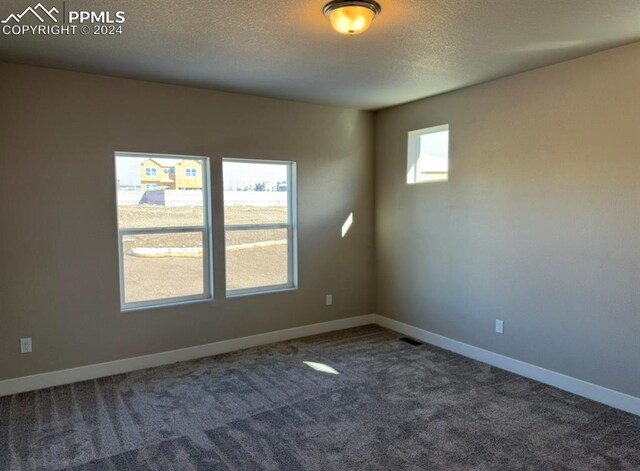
[119,205,289,303]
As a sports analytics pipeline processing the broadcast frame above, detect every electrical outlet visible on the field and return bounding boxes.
[326,294,333,305]
[20,337,32,353]
[495,319,504,335]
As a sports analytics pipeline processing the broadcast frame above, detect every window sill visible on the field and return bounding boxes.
[226,286,298,299]
[121,296,213,313]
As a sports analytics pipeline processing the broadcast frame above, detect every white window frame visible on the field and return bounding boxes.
[223,158,298,298]
[407,124,449,184]
[145,167,157,177]
[115,152,213,311]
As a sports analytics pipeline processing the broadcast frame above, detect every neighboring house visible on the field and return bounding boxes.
[174,159,203,189]
[139,159,176,189]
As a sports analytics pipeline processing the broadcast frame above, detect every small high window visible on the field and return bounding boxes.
[407,124,449,184]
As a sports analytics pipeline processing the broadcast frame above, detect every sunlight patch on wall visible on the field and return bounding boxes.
[341,212,354,238]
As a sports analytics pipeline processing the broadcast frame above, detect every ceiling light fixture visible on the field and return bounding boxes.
[323,0,381,35]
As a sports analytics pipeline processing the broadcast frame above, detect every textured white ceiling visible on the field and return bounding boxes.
[1,0,639,110]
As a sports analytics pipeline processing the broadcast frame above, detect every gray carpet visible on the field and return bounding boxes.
[1,325,639,470]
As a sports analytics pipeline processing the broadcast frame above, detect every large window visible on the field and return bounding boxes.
[115,152,212,310]
[223,159,297,296]
[407,124,449,184]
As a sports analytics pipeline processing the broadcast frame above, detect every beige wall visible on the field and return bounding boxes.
[0,63,374,380]
[375,42,640,397]
[3,41,640,397]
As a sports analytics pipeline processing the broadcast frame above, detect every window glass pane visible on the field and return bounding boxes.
[122,232,204,304]
[226,228,288,291]
[418,129,449,181]
[407,125,449,184]
[223,161,288,225]
[116,156,204,228]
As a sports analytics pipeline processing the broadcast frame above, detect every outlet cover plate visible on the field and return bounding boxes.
[20,337,32,353]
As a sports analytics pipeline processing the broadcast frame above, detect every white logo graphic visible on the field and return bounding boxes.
[2,3,126,36]
[1,3,59,24]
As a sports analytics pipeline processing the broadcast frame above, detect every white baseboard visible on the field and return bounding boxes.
[374,314,640,416]
[2,312,638,417]
[0,314,375,397]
